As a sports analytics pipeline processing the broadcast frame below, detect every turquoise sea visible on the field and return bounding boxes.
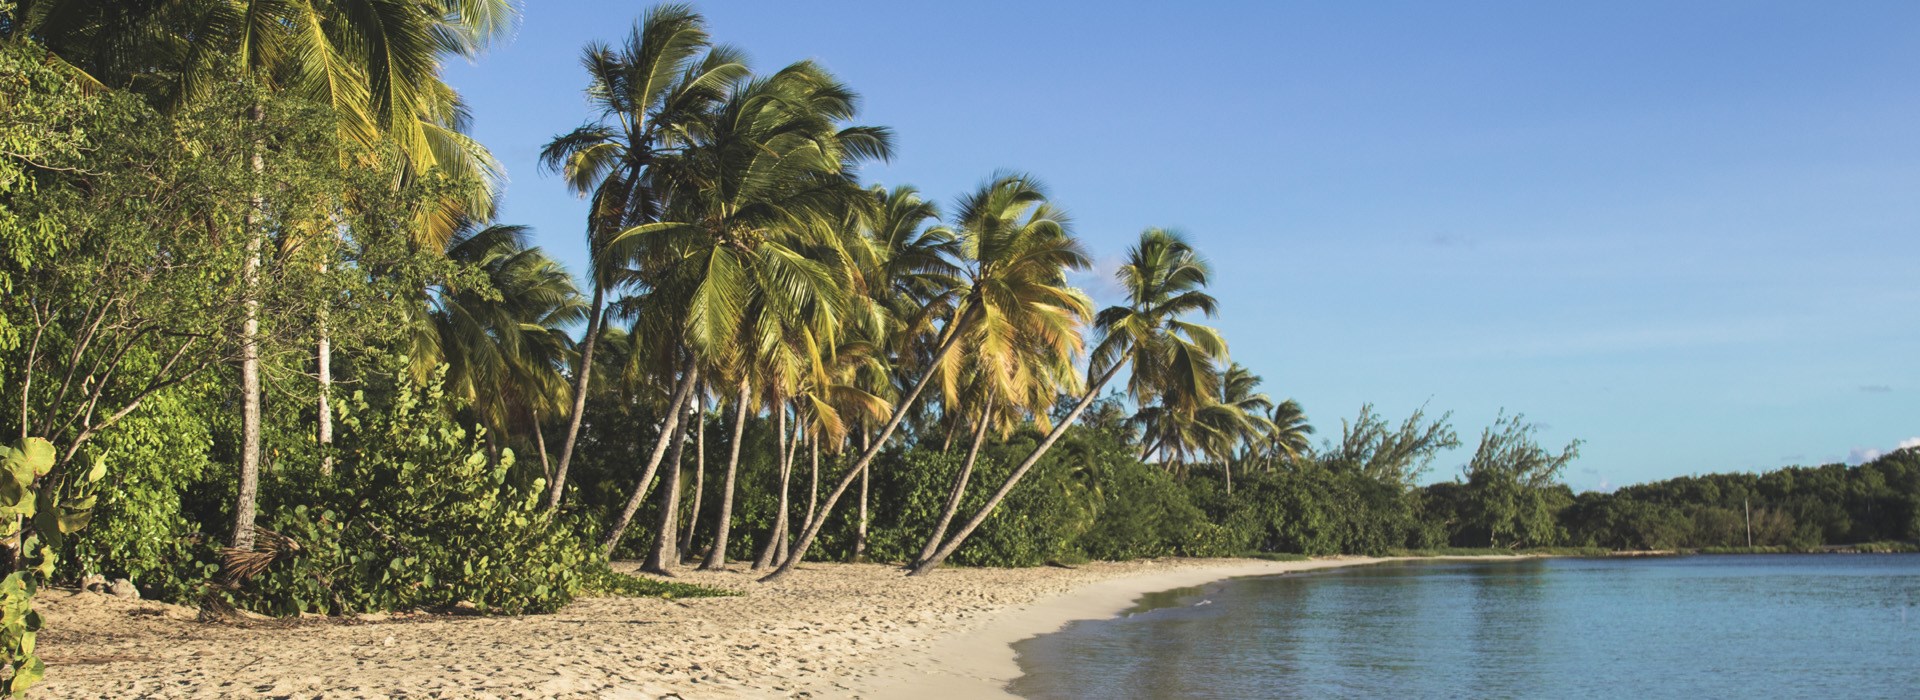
[1010,555,1920,699]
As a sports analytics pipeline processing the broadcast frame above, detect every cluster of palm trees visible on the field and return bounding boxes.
[7,0,1322,582]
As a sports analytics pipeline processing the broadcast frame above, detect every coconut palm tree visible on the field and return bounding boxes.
[766,173,1090,582]
[429,222,585,471]
[599,58,891,558]
[538,4,747,511]
[1262,399,1315,469]
[910,227,1223,576]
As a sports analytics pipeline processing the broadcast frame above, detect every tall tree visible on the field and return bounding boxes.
[768,173,1089,582]
[538,4,745,511]
[911,227,1222,575]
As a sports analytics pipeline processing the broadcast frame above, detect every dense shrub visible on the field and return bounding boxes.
[227,361,595,615]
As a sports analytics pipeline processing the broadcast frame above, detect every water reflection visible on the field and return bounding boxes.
[1009,555,1920,700]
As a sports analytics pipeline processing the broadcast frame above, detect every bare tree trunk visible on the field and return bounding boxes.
[803,434,819,538]
[681,392,706,560]
[534,413,553,482]
[1225,459,1233,496]
[760,323,969,582]
[853,462,870,561]
[911,362,1125,576]
[642,407,691,575]
[599,365,700,555]
[915,405,992,567]
[547,286,605,510]
[770,413,804,566]
[752,405,790,570]
[316,310,332,476]
[231,103,266,551]
[700,381,751,570]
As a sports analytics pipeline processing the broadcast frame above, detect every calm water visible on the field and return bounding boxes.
[1010,555,1920,699]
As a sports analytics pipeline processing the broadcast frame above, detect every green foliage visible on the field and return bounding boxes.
[1457,414,1581,549]
[227,359,595,616]
[0,436,104,697]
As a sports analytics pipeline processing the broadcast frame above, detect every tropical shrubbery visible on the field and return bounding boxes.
[229,359,595,616]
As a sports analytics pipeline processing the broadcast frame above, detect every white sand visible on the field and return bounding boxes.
[36,556,1416,698]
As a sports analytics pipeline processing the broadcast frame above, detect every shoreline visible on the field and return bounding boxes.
[37,556,1515,698]
[859,556,1450,699]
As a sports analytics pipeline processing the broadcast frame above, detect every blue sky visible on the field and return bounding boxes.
[442,1,1920,490]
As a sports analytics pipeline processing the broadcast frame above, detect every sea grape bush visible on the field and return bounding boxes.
[226,359,594,616]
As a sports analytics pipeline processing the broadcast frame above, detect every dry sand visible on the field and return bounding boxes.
[36,556,1399,699]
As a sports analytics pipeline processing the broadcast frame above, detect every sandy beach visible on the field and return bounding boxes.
[36,557,1395,699]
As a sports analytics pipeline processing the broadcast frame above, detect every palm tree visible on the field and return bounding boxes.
[1262,399,1315,469]
[600,58,891,558]
[767,173,1090,582]
[538,4,746,512]
[428,222,585,473]
[910,227,1223,576]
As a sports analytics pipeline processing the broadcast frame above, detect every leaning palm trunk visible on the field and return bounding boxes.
[700,381,751,570]
[776,418,803,566]
[547,286,605,510]
[533,413,553,481]
[910,362,1125,576]
[641,411,691,575]
[752,405,791,570]
[681,393,706,559]
[759,324,968,582]
[914,405,992,567]
[231,104,267,551]
[600,365,700,555]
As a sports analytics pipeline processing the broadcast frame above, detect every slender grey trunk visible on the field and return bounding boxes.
[231,103,266,551]
[642,406,692,575]
[852,427,871,562]
[915,404,992,566]
[775,417,803,567]
[316,302,332,476]
[752,404,790,570]
[911,362,1126,576]
[699,381,751,570]
[547,285,605,510]
[534,413,553,482]
[804,435,819,539]
[599,364,700,555]
[681,393,706,559]
[760,320,970,582]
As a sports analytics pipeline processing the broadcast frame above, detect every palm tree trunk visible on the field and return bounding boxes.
[231,103,266,552]
[534,413,553,482]
[759,320,970,582]
[914,404,992,567]
[803,435,819,537]
[681,393,706,560]
[852,427,871,562]
[910,362,1125,576]
[1225,459,1233,496]
[700,380,751,570]
[641,407,691,575]
[547,285,605,510]
[776,413,804,565]
[599,364,700,555]
[752,404,791,570]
